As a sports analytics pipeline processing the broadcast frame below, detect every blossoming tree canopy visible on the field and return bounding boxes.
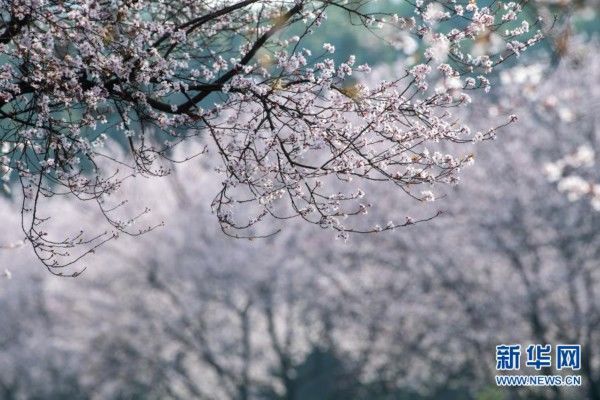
[0,0,542,274]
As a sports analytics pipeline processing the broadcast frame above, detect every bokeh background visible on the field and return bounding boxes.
[1,1,600,399]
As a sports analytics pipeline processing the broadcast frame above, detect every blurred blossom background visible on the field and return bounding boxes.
[1,0,600,399]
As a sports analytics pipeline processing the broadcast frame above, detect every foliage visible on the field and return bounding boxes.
[0,0,541,272]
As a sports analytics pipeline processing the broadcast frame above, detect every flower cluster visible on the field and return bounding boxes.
[0,0,541,271]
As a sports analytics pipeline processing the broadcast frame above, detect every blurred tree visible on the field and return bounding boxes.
[2,18,600,400]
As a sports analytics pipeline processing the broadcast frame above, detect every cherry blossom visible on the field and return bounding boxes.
[0,0,542,272]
